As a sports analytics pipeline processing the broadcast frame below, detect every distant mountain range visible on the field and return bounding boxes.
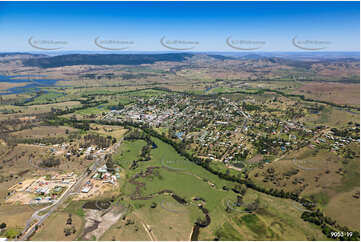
[21,53,197,68]
[0,52,46,57]
[0,51,355,68]
[1,51,359,58]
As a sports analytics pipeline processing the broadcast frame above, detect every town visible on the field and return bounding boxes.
[102,93,359,171]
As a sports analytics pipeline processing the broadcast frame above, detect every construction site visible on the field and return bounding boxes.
[5,173,77,205]
[75,164,120,200]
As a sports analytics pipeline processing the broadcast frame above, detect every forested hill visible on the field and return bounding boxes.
[22,53,195,68]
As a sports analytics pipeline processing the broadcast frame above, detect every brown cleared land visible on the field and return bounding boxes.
[324,187,360,231]
[0,204,35,229]
[31,212,83,241]
[0,82,28,91]
[10,126,77,139]
[293,81,360,107]
[99,213,150,241]
[90,124,128,139]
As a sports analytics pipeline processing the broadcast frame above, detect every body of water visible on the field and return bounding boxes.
[0,75,65,95]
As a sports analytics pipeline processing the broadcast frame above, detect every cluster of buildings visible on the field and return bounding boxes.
[27,174,75,202]
[81,164,119,194]
[101,93,358,168]
[7,173,76,204]
[320,128,360,152]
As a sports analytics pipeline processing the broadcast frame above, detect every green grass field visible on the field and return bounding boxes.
[110,134,329,240]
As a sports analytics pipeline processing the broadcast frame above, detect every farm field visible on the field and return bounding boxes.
[249,145,360,230]
[293,82,360,107]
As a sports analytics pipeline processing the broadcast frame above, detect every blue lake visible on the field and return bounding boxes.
[0,75,66,95]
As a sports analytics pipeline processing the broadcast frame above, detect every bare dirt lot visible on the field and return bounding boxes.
[99,213,150,241]
[81,205,126,240]
[73,180,119,201]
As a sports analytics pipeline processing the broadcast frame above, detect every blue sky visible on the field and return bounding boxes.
[0,1,359,52]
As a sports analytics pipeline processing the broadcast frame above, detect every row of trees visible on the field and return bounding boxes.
[124,128,155,162]
[3,136,66,147]
[301,211,360,240]
[82,134,115,149]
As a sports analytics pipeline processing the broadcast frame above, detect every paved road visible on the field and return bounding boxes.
[18,140,122,241]
[19,163,97,241]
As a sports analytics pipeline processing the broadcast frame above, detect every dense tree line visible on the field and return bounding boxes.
[301,211,360,241]
[330,127,359,140]
[40,155,60,168]
[82,133,114,149]
[124,128,156,162]
[2,136,66,146]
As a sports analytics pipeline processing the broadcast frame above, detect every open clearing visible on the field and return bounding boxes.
[31,212,83,241]
[294,81,360,107]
